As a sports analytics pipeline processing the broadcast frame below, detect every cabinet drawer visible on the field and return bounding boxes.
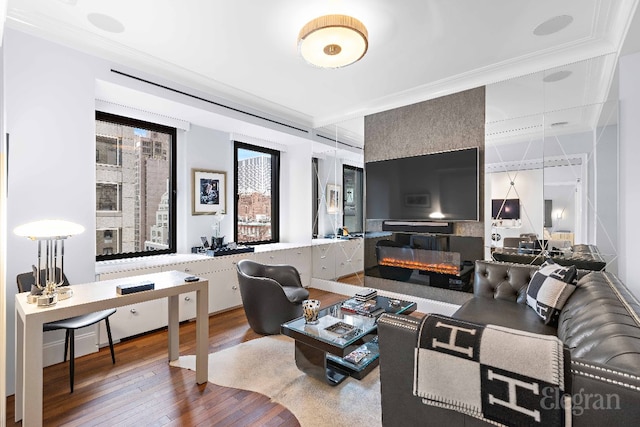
[167,260,214,276]
[98,299,166,345]
[178,291,197,322]
[204,270,242,314]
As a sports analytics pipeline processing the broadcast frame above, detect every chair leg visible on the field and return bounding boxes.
[69,329,75,393]
[63,329,70,362]
[105,318,116,364]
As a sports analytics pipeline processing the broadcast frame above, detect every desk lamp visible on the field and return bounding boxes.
[14,219,85,306]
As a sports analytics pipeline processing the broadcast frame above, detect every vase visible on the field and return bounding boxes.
[302,299,321,324]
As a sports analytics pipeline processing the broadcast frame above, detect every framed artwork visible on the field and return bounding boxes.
[326,184,341,214]
[192,169,227,215]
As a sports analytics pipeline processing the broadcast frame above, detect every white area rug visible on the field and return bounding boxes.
[170,335,382,427]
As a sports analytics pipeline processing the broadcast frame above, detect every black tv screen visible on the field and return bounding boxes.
[492,198,520,220]
[365,148,479,221]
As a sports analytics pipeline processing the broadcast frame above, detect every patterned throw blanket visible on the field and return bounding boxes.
[414,314,570,426]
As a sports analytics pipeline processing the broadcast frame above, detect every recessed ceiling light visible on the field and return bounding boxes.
[543,70,572,83]
[87,12,125,33]
[533,15,573,36]
[550,121,569,127]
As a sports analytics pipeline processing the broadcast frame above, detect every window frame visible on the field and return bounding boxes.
[95,111,177,261]
[233,141,280,245]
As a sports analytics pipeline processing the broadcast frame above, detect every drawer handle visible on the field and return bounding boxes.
[184,268,191,272]
[185,296,191,302]
[269,256,274,259]
[297,251,302,255]
[232,285,238,290]
[321,255,326,259]
[130,309,137,314]
[322,266,327,270]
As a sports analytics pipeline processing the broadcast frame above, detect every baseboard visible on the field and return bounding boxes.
[310,278,460,316]
[42,326,99,367]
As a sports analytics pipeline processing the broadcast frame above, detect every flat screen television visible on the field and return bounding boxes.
[365,148,479,222]
[491,198,520,220]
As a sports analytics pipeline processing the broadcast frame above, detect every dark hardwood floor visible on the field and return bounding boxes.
[6,288,348,426]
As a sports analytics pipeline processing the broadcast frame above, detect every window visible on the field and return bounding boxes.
[234,141,280,244]
[343,165,364,234]
[95,111,177,260]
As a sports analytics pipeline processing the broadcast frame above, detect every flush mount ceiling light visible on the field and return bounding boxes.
[298,14,368,68]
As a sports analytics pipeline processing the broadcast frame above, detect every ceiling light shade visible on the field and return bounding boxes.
[298,14,368,68]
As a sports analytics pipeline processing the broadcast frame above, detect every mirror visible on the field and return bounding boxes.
[311,120,365,286]
[485,53,619,272]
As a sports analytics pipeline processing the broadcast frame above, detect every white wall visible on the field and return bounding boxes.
[2,29,319,396]
[619,51,640,298]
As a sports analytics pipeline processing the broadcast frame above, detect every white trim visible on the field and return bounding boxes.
[95,98,191,131]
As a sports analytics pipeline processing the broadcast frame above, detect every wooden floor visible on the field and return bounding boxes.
[6,288,347,427]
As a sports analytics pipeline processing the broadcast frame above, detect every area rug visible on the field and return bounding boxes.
[170,335,382,426]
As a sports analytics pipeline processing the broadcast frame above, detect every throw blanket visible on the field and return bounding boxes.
[414,314,570,426]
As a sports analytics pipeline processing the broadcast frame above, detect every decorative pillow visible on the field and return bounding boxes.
[526,259,578,325]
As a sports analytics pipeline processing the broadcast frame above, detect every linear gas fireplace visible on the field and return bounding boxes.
[372,238,474,292]
[377,246,461,275]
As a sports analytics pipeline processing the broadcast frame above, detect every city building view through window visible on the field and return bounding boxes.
[95,112,176,259]
[236,144,278,243]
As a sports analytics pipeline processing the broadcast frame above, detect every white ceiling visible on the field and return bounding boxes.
[5,0,640,146]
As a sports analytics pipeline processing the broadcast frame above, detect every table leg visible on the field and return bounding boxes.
[18,316,43,425]
[294,341,349,386]
[195,285,208,384]
[168,295,179,361]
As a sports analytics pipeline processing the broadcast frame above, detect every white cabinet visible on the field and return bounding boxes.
[95,245,313,342]
[203,269,242,314]
[312,239,364,280]
[100,299,167,344]
[98,266,164,345]
[312,243,337,280]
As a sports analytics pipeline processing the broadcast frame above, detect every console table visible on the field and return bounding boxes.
[14,270,209,425]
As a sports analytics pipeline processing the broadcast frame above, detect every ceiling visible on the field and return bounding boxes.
[4,0,640,147]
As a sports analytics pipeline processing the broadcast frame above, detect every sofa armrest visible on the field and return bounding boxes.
[377,314,486,426]
[569,359,640,426]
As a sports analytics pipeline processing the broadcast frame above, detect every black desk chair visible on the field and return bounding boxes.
[16,270,117,393]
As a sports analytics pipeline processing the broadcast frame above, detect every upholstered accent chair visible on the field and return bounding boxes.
[235,259,309,335]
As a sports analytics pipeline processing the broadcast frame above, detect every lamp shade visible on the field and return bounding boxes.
[14,220,85,240]
[298,14,368,68]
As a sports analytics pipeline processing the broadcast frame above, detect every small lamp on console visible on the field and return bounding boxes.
[14,219,85,307]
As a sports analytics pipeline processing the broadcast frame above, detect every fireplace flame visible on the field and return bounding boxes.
[379,257,460,275]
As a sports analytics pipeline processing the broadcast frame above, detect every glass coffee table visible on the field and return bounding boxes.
[280,295,415,385]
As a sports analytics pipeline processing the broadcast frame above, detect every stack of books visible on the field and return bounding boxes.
[355,289,377,301]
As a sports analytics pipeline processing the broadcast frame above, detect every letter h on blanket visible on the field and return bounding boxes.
[413,314,571,427]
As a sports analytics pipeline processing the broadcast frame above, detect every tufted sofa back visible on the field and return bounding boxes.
[473,260,537,304]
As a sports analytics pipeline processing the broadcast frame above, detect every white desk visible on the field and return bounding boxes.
[15,270,209,425]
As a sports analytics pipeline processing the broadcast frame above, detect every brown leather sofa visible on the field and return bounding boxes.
[378,260,640,426]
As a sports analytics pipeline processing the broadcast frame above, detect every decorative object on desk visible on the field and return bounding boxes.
[341,298,383,317]
[13,219,85,306]
[302,299,321,324]
[192,168,226,215]
[211,211,225,248]
[326,184,341,214]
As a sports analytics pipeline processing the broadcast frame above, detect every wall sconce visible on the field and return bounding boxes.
[14,219,85,306]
